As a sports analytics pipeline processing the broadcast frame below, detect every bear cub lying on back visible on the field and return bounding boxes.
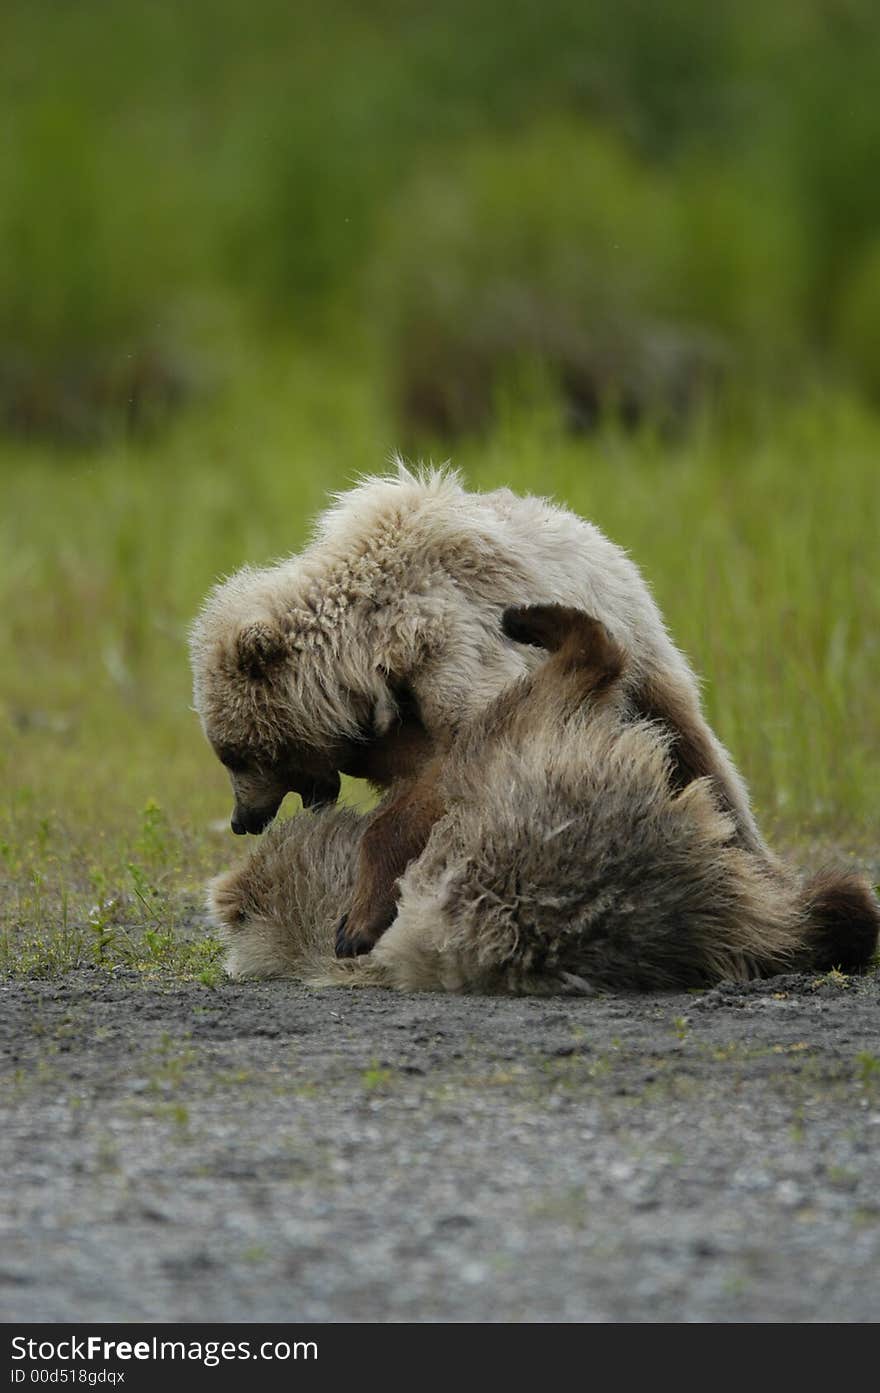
[208,605,880,994]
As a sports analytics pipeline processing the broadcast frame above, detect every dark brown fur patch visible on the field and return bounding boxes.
[339,712,438,788]
[336,758,447,957]
[628,672,761,851]
[503,605,626,695]
[235,621,287,679]
[799,869,880,973]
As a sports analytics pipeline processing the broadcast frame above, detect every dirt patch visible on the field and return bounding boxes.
[2,966,879,1322]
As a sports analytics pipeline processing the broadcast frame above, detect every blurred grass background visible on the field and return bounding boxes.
[1,0,877,971]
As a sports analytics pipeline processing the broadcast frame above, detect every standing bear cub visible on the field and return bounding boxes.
[190,464,768,954]
[208,605,880,992]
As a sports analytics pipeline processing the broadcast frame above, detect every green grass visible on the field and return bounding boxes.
[0,346,878,977]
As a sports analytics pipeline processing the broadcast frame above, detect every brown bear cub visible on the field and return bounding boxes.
[208,605,879,994]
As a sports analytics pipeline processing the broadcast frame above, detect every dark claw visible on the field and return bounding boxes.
[335,914,353,958]
[335,914,372,959]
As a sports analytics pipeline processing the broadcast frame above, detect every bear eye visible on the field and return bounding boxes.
[388,677,421,722]
[216,746,249,774]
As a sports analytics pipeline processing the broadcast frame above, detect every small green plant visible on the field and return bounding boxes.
[134,800,173,867]
[167,1103,190,1130]
[242,1245,269,1264]
[195,961,223,988]
[87,895,122,963]
[361,1062,393,1091]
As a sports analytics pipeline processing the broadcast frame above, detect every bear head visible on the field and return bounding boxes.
[189,574,435,836]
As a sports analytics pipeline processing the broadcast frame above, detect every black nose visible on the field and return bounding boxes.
[231,805,277,836]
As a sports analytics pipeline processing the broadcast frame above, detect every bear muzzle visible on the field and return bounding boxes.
[230,771,341,834]
[231,802,282,836]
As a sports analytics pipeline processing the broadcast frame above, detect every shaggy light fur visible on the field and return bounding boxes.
[190,463,765,851]
[208,610,879,994]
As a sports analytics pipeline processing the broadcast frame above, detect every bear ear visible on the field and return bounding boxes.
[235,621,287,679]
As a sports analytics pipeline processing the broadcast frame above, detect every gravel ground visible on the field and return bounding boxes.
[2,966,879,1323]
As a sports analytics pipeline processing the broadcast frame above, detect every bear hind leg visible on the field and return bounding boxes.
[502,604,626,700]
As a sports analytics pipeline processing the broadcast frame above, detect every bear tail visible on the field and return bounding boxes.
[798,868,880,973]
